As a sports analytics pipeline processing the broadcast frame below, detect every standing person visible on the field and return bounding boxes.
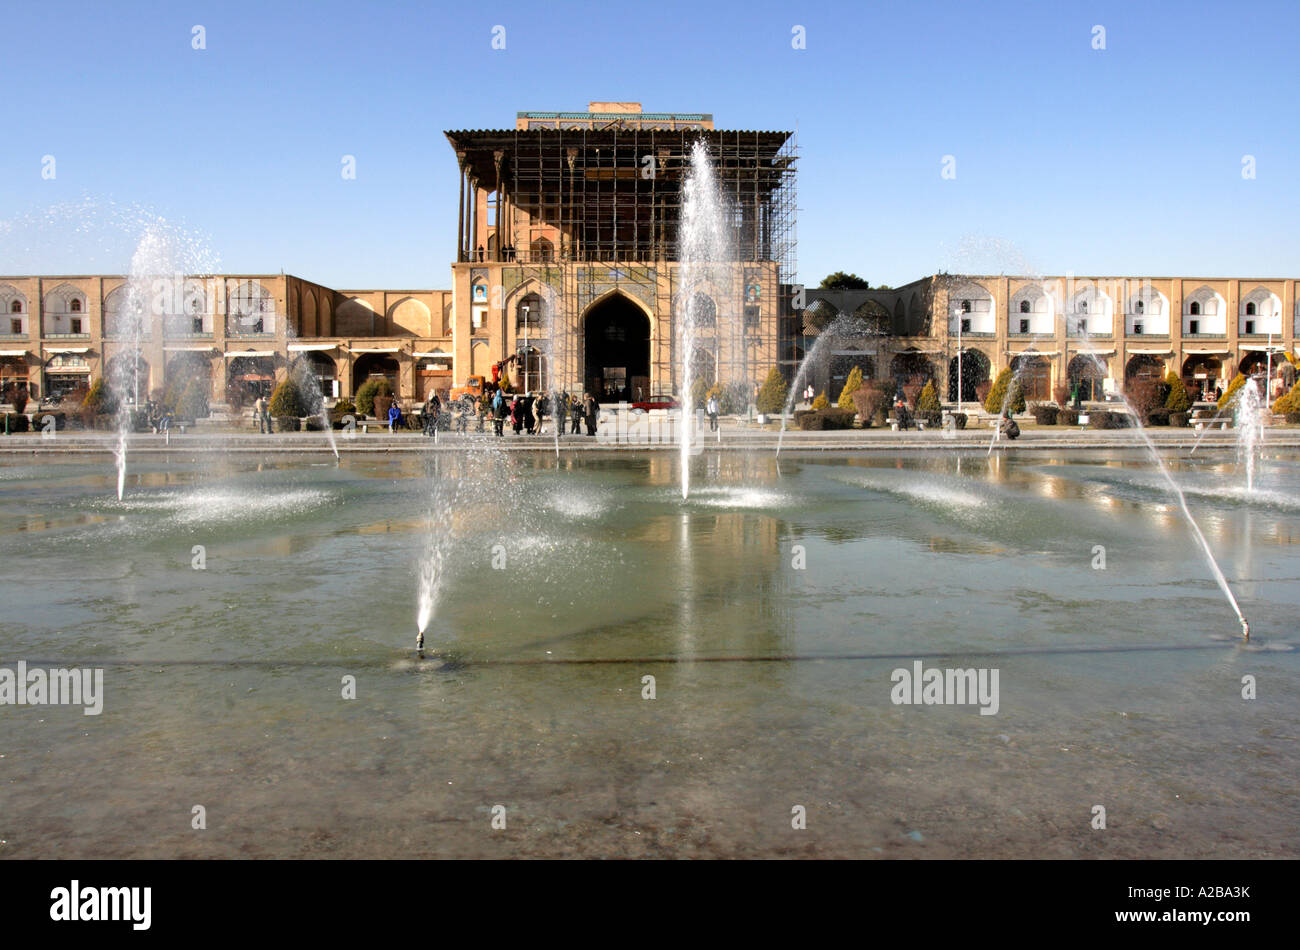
[535,393,548,436]
[258,394,272,434]
[584,392,599,436]
[706,392,720,432]
[804,383,815,408]
[424,392,441,439]
[477,391,489,432]
[571,394,584,435]
[510,395,523,435]
[492,388,506,437]
[522,394,536,435]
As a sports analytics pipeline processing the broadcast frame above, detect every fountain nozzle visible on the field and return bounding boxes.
[416,630,425,657]
[1240,618,1250,642]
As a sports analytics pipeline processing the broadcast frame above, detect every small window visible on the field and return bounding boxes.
[1136,300,1145,315]
[1245,320,1255,334]
[9,301,20,314]
[1133,322,1144,335]
[1076,318,1088,334]
[1190,301,1200,316]
[1079,300,1088,313]
[1019,318,1030,333]
[70,299,82,313]
[1019,300,1030,314]
[960,317,971,333]
[1189,319,1199,334]
[192,316,203,333]
[961,299,971,313]
[11,318,22,334]
[71,317,83,334]
[1246,302,1256,316]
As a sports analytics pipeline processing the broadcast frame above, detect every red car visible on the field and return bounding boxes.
[629,395,679,412]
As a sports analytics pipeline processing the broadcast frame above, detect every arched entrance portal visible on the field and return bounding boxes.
[1011,354,1052,401]
[584,294,649,402]
[1125,354,1165,387]
[353,353,399,396]
[948,349,990,403]
[1181,353,1222,403]
[1068,354,1107,402]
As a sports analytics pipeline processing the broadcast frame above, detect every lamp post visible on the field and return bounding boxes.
[954,305,963,414]
[1265,331,1274,411]
[521,304,530,392]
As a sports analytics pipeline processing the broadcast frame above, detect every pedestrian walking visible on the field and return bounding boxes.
[706,393,719,432]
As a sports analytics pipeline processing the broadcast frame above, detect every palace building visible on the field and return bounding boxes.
[1,102,1296,412]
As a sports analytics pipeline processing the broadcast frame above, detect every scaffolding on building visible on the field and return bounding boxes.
[446,125,798,393]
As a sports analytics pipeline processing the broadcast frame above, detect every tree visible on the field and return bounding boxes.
[355,377,393,415]
[756,367,788,415]
[819,272,870,290]
[1164,370,1191,412]
[269,378,308,418]
[82,378,117,415]
[837,366,864,410]
[983,367,1025,414]
[917,379,941,412]
[811,390,830,410]
[175,378,210,420]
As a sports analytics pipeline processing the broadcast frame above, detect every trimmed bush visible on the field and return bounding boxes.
[1272,379,1300,415]
[268,378,307,418]
[3,412,29,433]
[1059,408,1079,426]
[1217,373,1246,410]
[851,383,886,426]
[1088,410,1123,430]
[355,378,393,416]
[1030,404,1059,425]
[1126,377,1165,422]
[837,366,864,411]
[1169,411,1189,427]
[756,367,788,415]
[273,416,301,432]
[797,408,854,431]
[333,398,356,415]
[1286,411,1300,425]
[920,409,942,428]
[1146,408,1171,426]
[948,412,967,430]
[1164,370,1191,412]
[983,368,1026,414]
[811,390,830,410]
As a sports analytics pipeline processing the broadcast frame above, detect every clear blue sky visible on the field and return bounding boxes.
[3,0,1297,288]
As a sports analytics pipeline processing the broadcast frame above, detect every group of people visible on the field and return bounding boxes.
[414,389,604,438]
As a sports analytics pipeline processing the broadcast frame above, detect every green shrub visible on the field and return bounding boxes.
[837,366,864,411]
[333,398,356,415]
[1164,370,1191,412]
[756,367,788,415]
[269,378,307,418]
[82,378,117,415]
[983,367,1026,414]
[1030,404,1059,425]
[916,379,941,412]
[1217,373,1246,410]
[355,378,393,416]
[810,390,830,411]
